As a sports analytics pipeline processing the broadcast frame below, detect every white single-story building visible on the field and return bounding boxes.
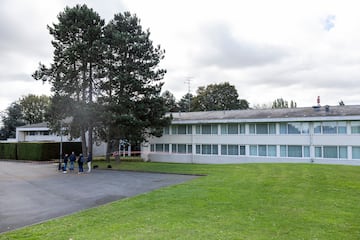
[15,122,107,156]
[142,105,360,165]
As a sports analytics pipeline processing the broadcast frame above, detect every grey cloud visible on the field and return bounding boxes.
[195,23,288,69]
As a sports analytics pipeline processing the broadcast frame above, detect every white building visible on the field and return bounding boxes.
[15,122,107,156]
[142,105,360,165]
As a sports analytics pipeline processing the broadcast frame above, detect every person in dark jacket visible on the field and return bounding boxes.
[87,152,92,173]
[69,152,76,171]
[63,154,69,173]
[77,153,84,174]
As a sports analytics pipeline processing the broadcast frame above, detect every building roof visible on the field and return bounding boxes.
[17,122,49,129]
[168,105,360,123]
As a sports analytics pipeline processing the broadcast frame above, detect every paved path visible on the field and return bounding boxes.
[0,161,197,233]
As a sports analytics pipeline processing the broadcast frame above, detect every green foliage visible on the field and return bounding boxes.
[33,6,169,156]
[191,82,249,111]
[161,90,178,112]
[8,142,82,161]
[17,143,57,161]
[0,102,26,139]
[0,143,17,159]
[19,94,50,124]
[272,98,297,109]
[177,93,193,112]
[2,163,359,239]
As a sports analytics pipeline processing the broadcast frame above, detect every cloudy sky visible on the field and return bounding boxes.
[1,0,360,113]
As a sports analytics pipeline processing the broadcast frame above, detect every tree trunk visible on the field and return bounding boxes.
[105,126,111,162]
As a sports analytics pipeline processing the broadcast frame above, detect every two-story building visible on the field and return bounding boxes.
[142,105,360,165]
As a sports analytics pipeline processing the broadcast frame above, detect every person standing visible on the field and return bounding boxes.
[63,153,69,173]
[87,152,92,173]
[78,153,84,174]
[69,152,76,171]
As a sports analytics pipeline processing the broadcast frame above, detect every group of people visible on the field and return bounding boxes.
[62,152,92,174]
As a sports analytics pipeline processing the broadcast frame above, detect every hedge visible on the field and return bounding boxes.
[0,143,17,159]
[0,142,82,161]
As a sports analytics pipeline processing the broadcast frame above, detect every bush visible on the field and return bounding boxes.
[0,143,17,159]
[16,142,82,161]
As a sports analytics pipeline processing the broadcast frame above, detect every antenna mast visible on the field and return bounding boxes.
[185,77,192,112]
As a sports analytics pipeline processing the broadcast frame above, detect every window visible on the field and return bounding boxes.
[269,124,276,134]
[187,145,192,154]
[228,124,238,134]
[156,144,164,152]
[239,145,246,155]
[171,125,177,135]
[250,145,257,156]
[221,124,238,134]
[268,145,277,157]
[302,123,310,134]
[221,145,227,155]
[187,125,193,134]
[178,125,187,134]
[258,145,267,156]
[352,146,360,159]
[280,145,287,157]
[322,122,337,134]
[228,145,238,155]
[150,144,155,152]
[338,122,347,134]
[304,146,310,157]
[288,146,302,157]
[171,125,192,134]
[288,123,301,134]
[196,125,201,134]
[315,146,348,159]
[315,147,322,158]
[199,124,218,134]
[256,124,268,134]
[250,123,275,134]
[323,146,337,158]
[163,126,169,135]
[178,144,187,153]
[280,123,287,134]
[249,124,255,134]
[339,146,347,159]
[164,144,169,152]
[199,144,218,155]
[172,144,177,153]
[351,122,360,134]
[239,124,245,134]
[196,145,201,154]
[202,144,211,154]
[202,125,211,134]
[314,122,322,134]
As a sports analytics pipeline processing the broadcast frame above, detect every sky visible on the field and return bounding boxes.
[1,0,360,114]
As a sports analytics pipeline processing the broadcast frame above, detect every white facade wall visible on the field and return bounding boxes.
[144,119,360,165]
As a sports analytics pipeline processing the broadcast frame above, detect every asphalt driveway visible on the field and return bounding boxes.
[0,161,197,233]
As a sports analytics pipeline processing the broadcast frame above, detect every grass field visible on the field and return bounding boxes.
[1,162,360,240]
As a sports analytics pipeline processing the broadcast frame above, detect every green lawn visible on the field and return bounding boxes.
[1,162,360,240]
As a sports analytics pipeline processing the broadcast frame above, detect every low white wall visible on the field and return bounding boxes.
[145,153,360,165]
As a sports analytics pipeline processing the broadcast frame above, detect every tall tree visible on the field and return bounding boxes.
[191,82,248,111]
[19,94,50,124]
[100,12,170,160]
[272,98,297,109]
[33,4,105,156]
[0,102,26,139]
[161,90,178,112]
[178,93,193,112]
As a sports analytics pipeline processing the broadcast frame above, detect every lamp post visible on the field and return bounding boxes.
[58,117,72,171]
[58,121,63,171]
